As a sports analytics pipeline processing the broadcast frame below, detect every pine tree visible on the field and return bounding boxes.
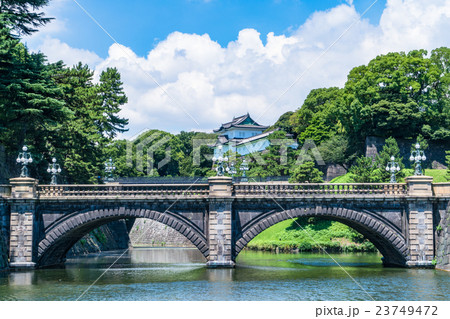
[0,28,69,178]
[98,67,129,139]
[0,0,52,36]
[289,161,323,183]
[374,137,405,182]
[349,156,376,183]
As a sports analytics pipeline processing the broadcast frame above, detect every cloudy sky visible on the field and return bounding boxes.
[23,0,450,138]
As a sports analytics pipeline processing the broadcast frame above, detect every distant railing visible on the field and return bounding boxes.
[234,183,408,197]
[37,184,210,198]
[116,176,208,184]
[433,183,450,197]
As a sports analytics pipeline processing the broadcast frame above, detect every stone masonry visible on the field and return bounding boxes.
[435,202,450,271]
[0,175,448,269]
[406,176,435,267]
[8,178,37,268]
[207,176,234,268]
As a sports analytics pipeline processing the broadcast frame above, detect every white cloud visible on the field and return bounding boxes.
[35,37,102,67]
[23,0,450,137]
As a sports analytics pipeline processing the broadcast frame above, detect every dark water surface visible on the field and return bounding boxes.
[0,248,448,301]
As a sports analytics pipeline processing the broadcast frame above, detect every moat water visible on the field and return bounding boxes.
[0,248,448,301]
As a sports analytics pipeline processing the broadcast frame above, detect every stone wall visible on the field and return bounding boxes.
[129,218,194,247]
[67,220,130,257]
[0,200,8,270]
[323,164,348,181]
[366,136,448,169]
[435,202,450,271]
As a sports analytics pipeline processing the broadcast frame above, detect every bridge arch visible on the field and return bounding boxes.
[234,206,409,267]
[38,207,209,267]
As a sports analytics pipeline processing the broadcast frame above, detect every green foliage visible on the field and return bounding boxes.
[92,229,107,244]
[373,137,405,182]
[268,111,295,135]
[334,168,448,183]
[0,28,70,178]
[289,161,323,183]
[290,87,343,144]
[98,67,129,139]
[0,0,52,36]
[246,130,296,178]
[340,50,450,145]
[0,22,129,183]
[317,134,353,170]
[106,130,216,178]
[348,156,377,183]
[47,63,129,183]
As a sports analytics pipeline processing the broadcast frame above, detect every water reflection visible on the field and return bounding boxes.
[0,248,448,301]
[130,247,206,265]
[9,271,34,286]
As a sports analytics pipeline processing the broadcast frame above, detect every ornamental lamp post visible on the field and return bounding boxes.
[409,143,426,176]
[212,145,229,176]
[239,159,249,182]
[104,158,116,182]
[385,156,400,183]
[16,146,33,177]
[229,161,237,177]
[47,158,62,185]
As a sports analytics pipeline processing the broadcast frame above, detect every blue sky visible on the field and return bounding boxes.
[25,0,450,137]
[43,0,387,58]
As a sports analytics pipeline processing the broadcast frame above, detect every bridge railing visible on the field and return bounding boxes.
[233,182,407,197]
[37,184,210,198]
[0,185,11,198]
[432,183,450,197]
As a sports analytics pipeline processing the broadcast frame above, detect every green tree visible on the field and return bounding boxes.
[348,156,377,183]
[290,87,343,144]
[373,137,405,182]
[317,135,354,171]
[339,50,447,147]
[247,130,296,178]
[0,0,52,36]
[98,67,129,139]
[288,161,323,183]
[268,111,294,136]
[0,29,70,178]
[427,47,450,141]
[47,63,129,183]
[177,131,216,177]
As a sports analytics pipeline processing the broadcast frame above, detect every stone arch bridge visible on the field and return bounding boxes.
[0,176,448,269]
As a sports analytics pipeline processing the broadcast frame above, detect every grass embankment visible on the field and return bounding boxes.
[330,169,448,183]
[246,217,377,253]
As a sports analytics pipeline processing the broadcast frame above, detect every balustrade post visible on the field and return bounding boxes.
[8,177,38,269]
[207,176,234,268]
[405,176,434,267]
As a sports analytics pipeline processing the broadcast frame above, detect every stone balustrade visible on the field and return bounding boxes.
[0,185,11,198]
[37,184,210,198]
[34,182,409,198]
[432,183,450,197]
[233,182,407,197]
[0,181,445,199]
